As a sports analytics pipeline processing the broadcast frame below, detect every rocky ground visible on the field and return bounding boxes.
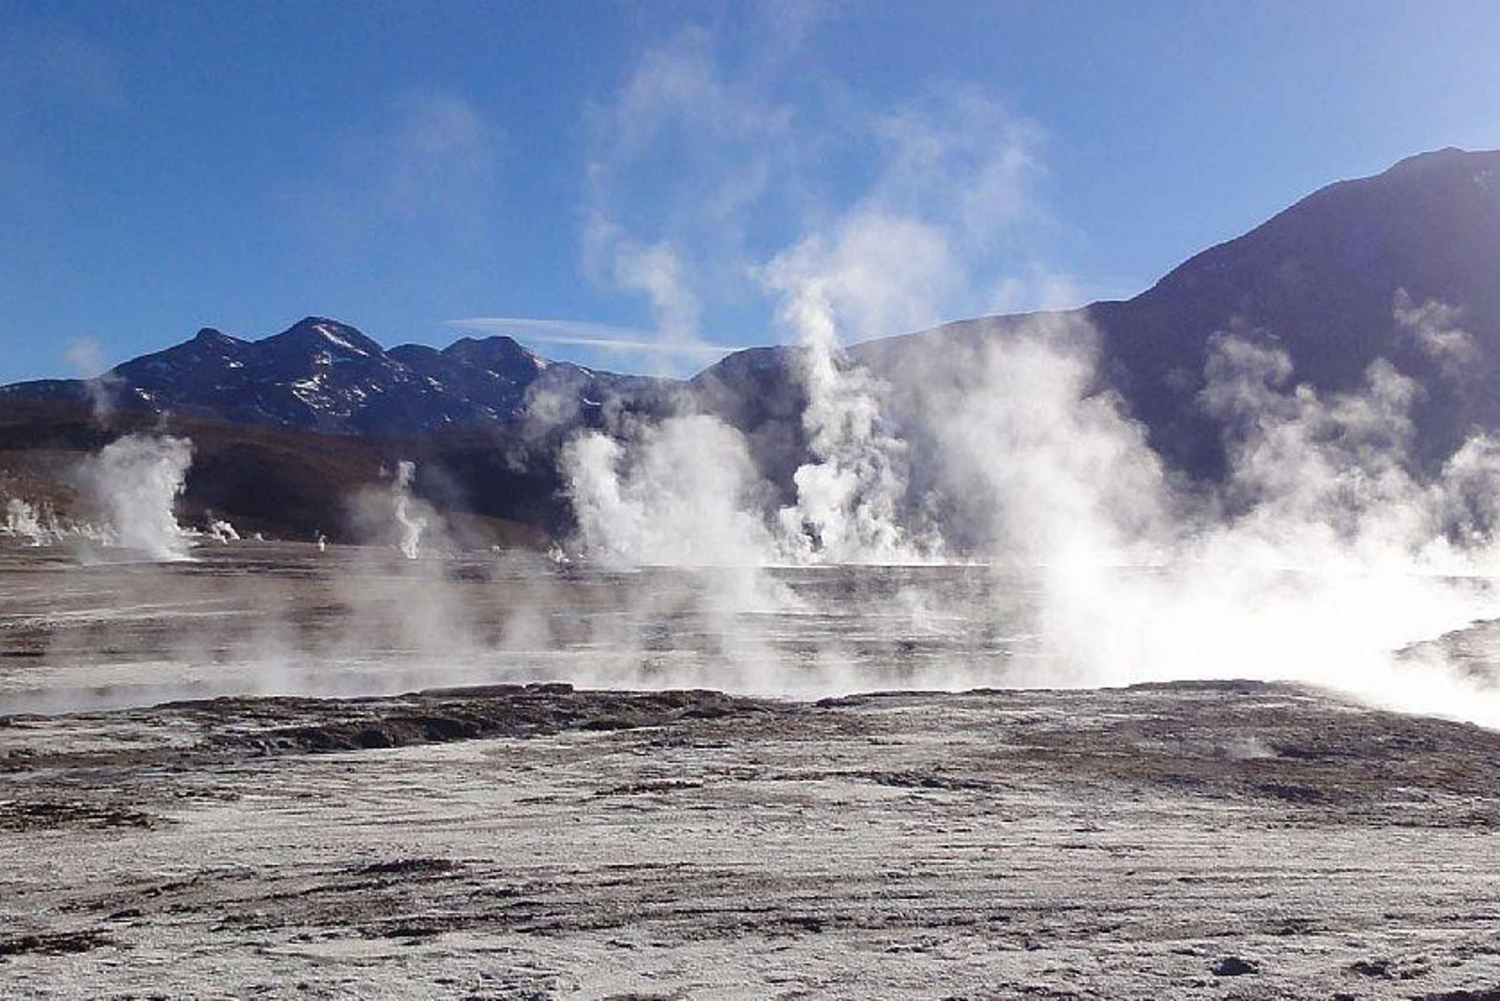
[5,679,1500,999]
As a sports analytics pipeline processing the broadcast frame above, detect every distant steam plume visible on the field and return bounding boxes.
[392,461,428,559]
[349,460,445,558]
[76,435,194,561]
[3,498,59,546]
[762,228,936,563]
[563,414,776,566]
[63,337,121,418]
[1394,288,1478,379]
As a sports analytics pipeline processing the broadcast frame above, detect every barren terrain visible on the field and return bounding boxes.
[4,544,1500,998]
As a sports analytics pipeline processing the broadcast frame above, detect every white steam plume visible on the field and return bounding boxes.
[349,460,443,559]
[3,498,58,546]
[392,461,427,560]
[919,314,1500,721]
[63,337,121,418]
[563,414,776,567]
[927,314,1180,570]
[761,214,954,564]
[574,36,1046,565]
[1394,287,1478,380]
[750,88,1045,564]
[76,434,194,561]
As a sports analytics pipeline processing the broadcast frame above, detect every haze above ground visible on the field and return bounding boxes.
[2,1,1497,384]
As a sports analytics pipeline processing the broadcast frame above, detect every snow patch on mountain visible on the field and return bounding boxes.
[1,316,673,438]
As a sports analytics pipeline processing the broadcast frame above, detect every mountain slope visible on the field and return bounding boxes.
[715,147,1500,478]
[1093,146,1500,473]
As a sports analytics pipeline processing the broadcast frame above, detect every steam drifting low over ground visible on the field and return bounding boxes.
[0,542,1033,714]
[3,535,1500,731]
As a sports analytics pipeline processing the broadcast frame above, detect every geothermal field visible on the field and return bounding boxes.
[12,312,1500,1000]
[8,90,1500,996]
[6,523,1500,998]
[5,10,1500,992]
[10,314,1500,999]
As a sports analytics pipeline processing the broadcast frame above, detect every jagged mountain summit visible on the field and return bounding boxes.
[2,317,671,436]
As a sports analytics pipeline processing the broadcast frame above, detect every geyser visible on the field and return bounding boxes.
[77,434,194,561]
[392,461,427,560]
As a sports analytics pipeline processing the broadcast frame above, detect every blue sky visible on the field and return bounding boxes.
[1,1,1497,383]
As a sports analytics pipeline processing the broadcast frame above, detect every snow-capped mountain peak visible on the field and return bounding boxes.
[0,316,672,436]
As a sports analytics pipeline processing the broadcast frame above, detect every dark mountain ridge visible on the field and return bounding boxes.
[2,317,677,437]
[1095,145,1500,473]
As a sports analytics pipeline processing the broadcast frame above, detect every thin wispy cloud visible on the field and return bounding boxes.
[278,88,500,248]
[62,337,108,379]
[383,89,497,223]
[580,22,1077,350]
[579,23,808,359]
[447,317,747,358]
